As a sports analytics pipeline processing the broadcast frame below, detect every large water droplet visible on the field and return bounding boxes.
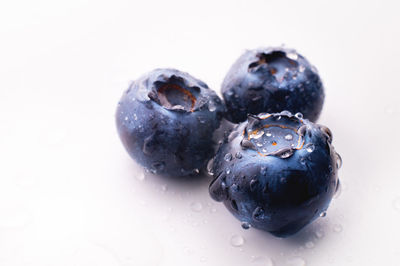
[190,202,203,212]
[230,234,245,247]
[266,131,272,137]
[241,221,251,230]
[235,152,242,159]
[224,153,233,161]
[250,130,264,140]
[305,143,315,153]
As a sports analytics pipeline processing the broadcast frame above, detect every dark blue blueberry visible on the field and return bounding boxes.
[116,68,225,177]
[209,111,341,237]
[221,47,325,123]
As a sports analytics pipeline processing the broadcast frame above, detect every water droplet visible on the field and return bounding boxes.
[305,143,315,153]
[241,221,251,230]
[334,181,342,199]
[150,162,165,174]
[319,211,327,217]
[280,110,292,116]
[124,116,129,121]
[197,116,206,123]
[333,224,343,233]
[226,169,231,175]
[299,65,306,72]
[252,207,264,220]
[315,230,324,239]
[295,112,303,119]
[230,234,245,247]
[206,158,214,175]
[286,257,306,266]
[392,197,400,212]
[284,134,293,140]
[190,202,203,212]
[266,131,272,137]
[250,179,259,191]
[251,256,274,266]
[305,241,314,249]
[235,152,242,159]
[224,153,233,161]
[258,113,270,119]
[336,153,342,169]
[208,101,217,112]
[250,130,264,139]
[136,172,145,181]
[287,52,298,60]
[256,142,263,147]
[210,207,217,213]
[133,113,138,120]
[279,149,294,159]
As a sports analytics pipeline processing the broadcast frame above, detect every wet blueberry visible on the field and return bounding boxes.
[221,47,325,123]
[116,68,225,177]
[209,111,341,237]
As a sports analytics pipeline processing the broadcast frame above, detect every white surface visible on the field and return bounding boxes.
[1,0,400,265]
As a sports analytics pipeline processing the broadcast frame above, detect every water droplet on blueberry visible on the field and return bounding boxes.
[305,143,315,153]
[241,221,251,230]
[224,153,233,161]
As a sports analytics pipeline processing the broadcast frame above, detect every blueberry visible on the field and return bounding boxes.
[209,111,341,237]
[221,47,325,123]
[116,68,225,177]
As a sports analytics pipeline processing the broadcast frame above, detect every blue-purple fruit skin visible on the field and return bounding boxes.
[209,111,340,237]
[116,68,225,177]
[222,47,325,123]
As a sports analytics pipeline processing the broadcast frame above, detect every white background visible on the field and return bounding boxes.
[1,0,400,265]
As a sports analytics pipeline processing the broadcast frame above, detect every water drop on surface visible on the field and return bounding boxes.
[393,197,400,212]
[266,131,272,137]
[250,130,264,139]
[336,153,342,169]
[224,153,233,161]
[333,224,343,233]
[241,221,251,230]
[251,256,274,266]
[319,211,327,217]
[230,234,245,247]
[136,172,145,181]
[295,112,303,119]
[299,65,306,72]
[315,230,324,239]
[284,134,293,140]
[226,169,231,175]
[305,143,315,153]
[287,52,298,60]
[208,101,217,112]
[235,152,242,159]
[190,202,203,212]
[206,158,214,175]
[305,241,315,249]
[286,257,306,266]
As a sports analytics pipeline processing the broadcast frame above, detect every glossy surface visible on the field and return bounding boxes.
[222,47,324,123]
[116,69,225,177]
[210,112,340,237]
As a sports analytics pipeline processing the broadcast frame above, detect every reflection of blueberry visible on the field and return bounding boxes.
[209,111,341,237]
[116,68,225,177]
[222,47,325,123]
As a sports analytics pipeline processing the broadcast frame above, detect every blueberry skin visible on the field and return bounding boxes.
[116,68,225,177]
[209,111,341,237]
[222,47,325,123]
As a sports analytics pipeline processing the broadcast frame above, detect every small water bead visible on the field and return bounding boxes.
[206,158,214,175]
[295,112,303,119]
[241,221,251,230]
[287,52,298,60]
[224,153,233,161]
[336,153,343,169]
[315,230,325,239]
[251,256,274,266]
[256,143,263,147]
[124,116,129,121]
[286,257,306,266]
[208,101,217,112]
[284,134,293,140]
[235,152,242,159]
[230,235,245,247]
[280,110,292,116]
[133,113,138,120]
[305,143,315,153]
[258,113,270,119]
[333,224,343,233]
[266,131,272,137]
[250,130,264,139]
[393,197,400,212]
[299,65,306,72]
[319,211,327,217]
[226,169,231,175]
[136,172,146,181]
[190,202,203,212]
[305,241,315,249]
